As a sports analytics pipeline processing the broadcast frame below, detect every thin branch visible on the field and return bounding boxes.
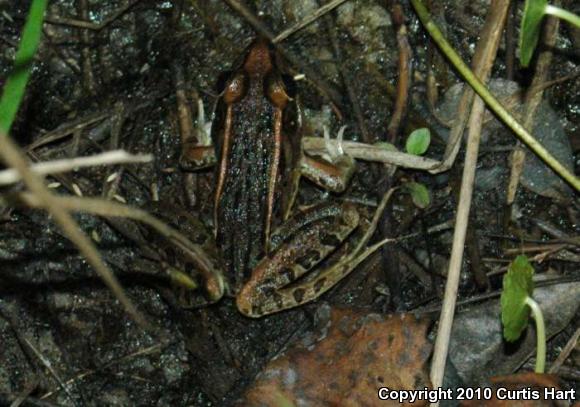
[41,0,143,31]
[427,0,510,398]
[9,192,225,302]
[303,137,440,169]
[22,337,77,406]
[0,150,152,185]
[273,0,350,43]
[548,328,580,374]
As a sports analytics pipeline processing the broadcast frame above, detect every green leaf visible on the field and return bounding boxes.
[404,182,430,209]
[501,255,535,342]
[0,0,48,133]
[405,128,431,155]
[519,0,548,67]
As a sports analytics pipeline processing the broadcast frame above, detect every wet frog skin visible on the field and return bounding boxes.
[174,38,385,318]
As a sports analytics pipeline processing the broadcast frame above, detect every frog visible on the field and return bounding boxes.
[159,38,390,318]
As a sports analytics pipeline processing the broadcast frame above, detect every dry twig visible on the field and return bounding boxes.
[0,150,152,186]
[429,0,510,397]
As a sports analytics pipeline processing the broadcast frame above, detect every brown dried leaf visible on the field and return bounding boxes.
[239,308,432,406]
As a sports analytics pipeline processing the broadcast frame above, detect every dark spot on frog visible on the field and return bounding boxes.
[259,284,276,297]
[377,375,384,384]
[320,232,341,248]
[387,333,395,345]
[313,278,326,293]
[292,288,305,303]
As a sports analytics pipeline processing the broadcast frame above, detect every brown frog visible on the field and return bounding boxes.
[166,38,388,318]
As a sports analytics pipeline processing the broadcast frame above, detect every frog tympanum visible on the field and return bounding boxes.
[163,38,387,318]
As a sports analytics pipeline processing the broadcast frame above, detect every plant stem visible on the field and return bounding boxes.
[0,0,48,133]
[410,0,580,191]
[525,297,546,373]
[545,5,580,28]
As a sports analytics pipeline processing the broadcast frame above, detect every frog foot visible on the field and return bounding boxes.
[300,125,355,193]
[179,98,217,170]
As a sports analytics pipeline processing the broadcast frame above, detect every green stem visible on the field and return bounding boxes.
[410,0,580,192]
[545,5,580,28]
[0,0,48,133]
[525,297,546,373]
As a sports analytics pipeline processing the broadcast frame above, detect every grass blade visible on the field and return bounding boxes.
[0,0,48,133]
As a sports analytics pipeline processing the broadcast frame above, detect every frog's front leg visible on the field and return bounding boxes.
[283,128,357,221]
[179,99,217,171]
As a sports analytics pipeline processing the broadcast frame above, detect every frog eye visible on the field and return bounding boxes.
[265,73,290,109]
[223,72,248,104]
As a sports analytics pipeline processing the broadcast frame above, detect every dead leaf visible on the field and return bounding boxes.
[239,307,432,406]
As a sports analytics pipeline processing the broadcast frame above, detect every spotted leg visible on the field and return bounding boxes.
[236,188,392,318]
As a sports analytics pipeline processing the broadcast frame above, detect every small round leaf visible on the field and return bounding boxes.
[404,182,430,209]
[405,128,431,155]
[501,255,535,342]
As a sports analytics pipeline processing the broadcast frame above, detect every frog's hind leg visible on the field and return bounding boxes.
[236,190,394,318]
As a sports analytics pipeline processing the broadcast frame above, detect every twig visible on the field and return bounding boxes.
[0,132,151,330]
[26,112,109,151]
[9,379,38,407]
[326,16,371,144]
[44,0,142,31]
[102,102,128,200]
[507,14,559,204]
[303,137,440,169]
[273,0,350,43]
[78,0,96,95]
[386,3,412,142]
[427,0,510,399]
[40,343,166,400]
[22,337,78,406]
[528,67,580,96]
[8,192,225,302]
[0,150,152,185]
[548,328,580,374]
